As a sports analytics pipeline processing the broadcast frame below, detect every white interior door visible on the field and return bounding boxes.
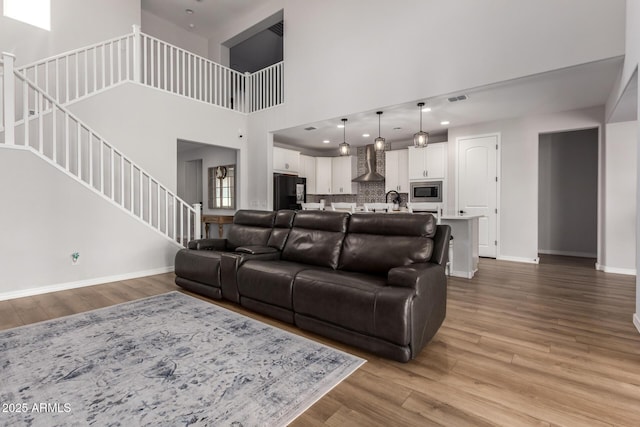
[457,135,498,258]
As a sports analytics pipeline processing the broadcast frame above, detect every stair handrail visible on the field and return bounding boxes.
[4,55,200,246]
[17,32,136,106]
[138,31,247,112]
[14,26,284,113]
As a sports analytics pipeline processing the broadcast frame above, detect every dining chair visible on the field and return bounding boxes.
[331,202,356,213]
[301,202,324,210]
[363,203,393,212]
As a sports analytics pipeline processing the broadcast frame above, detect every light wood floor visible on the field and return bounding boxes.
[1,257,639,426]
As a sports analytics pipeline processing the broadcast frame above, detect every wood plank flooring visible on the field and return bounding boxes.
[1,257,639,426]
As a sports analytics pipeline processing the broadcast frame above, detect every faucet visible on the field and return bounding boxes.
[385,190,401,209]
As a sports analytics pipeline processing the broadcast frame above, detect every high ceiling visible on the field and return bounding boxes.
[143,2,631,155]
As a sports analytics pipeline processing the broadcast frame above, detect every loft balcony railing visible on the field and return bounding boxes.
[16,25,284,113]
[1,53,201,247]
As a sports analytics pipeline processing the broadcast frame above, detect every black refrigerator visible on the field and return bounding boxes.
[273,174,306,210]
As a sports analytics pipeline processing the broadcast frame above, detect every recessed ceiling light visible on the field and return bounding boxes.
[337,124,344,128]
[422,107,432,112]
[441,120,450,125]
[185,8,194,14]
[322,140,330,144]
[189,23,195,28]
[362,133,370,137]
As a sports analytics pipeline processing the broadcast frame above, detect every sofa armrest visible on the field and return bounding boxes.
[220,251,281,303]
[235,246,279,255]
[188,238,227,250]
[387,262,447,359]
[387,263,445,294]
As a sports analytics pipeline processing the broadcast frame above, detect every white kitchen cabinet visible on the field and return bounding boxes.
[299,155,316,194]
[273,147,300,174]
[331,156,356,194]
[408,142,446,180]
[314,157,332,194]
[385,149,409,193]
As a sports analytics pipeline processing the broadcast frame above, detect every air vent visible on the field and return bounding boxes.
[269,21,284,37]
[448,95,468,102]
[304,126,317,131]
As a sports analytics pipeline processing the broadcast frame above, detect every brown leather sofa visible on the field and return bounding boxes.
[174,209,451,362]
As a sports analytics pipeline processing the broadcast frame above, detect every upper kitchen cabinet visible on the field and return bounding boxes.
[299,154,316,194]
[314,157,333,194]
[331,156,357,194]
[408,142,447,180]
[385,149,409,193]
[311,156,356,194]
[273,147,300,174]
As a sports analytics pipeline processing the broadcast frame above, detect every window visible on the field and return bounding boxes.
[3,0,50,30]
[208,165,235,209]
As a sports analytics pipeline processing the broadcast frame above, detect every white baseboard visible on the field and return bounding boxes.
[496,255,540,264]
[538,249,597,258]
[595,263,636,276]
[634,313,640,335]
[0,266,174,302]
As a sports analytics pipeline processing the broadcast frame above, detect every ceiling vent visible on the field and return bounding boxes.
[304,126,317,131]
[269,21,284,37]
[448,95,468,102]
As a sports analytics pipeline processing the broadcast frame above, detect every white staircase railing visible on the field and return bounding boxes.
[15,25,283,113]
[247,61,284,113]
[2,53,201,246]
[19,33,135,106]
[139,32,247,112]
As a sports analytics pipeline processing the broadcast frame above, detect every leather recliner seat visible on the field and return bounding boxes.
[174,210,290,299]
[236,211,349,323]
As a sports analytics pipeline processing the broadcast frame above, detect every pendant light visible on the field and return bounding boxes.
[413,102,429,148]
[374,111,385,152]
[338,118,350,156]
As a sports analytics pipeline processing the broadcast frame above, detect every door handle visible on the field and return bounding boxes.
[459,210,466,215]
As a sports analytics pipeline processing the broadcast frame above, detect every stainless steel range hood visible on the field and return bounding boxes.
[352,144,385,182]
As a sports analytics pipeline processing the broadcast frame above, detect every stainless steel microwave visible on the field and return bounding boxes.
[410,181,443,203]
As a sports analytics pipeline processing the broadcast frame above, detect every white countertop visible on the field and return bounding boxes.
[440,214,484,220]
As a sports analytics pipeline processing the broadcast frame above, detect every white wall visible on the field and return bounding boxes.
[0,147,179,299]
[625,0,640,337]
[141,10,208,58]
[538,129,598,258]
[602,121,637,274]
[447,107,604,263]
[0,0,139,66]
[177,144,238,216]
[67,83,249,205]
[211,0,624,129]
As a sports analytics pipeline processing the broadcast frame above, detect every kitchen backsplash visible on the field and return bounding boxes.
[307,146,408,206]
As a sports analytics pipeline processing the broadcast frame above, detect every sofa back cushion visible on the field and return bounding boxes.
[267,210,296,250]
[226,210,275,250]
[281,211,349,269]
[339,213,435,275]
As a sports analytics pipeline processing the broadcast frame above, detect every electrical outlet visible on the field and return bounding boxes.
[71,252,80,265]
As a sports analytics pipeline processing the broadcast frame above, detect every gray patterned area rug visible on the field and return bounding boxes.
[0,291,365,426]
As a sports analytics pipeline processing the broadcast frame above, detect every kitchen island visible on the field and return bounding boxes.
[440,215,481,279]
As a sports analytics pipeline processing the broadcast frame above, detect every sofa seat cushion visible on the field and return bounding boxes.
[237,260,313,309]
[174,249,222,288]
[292,270,415,346]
